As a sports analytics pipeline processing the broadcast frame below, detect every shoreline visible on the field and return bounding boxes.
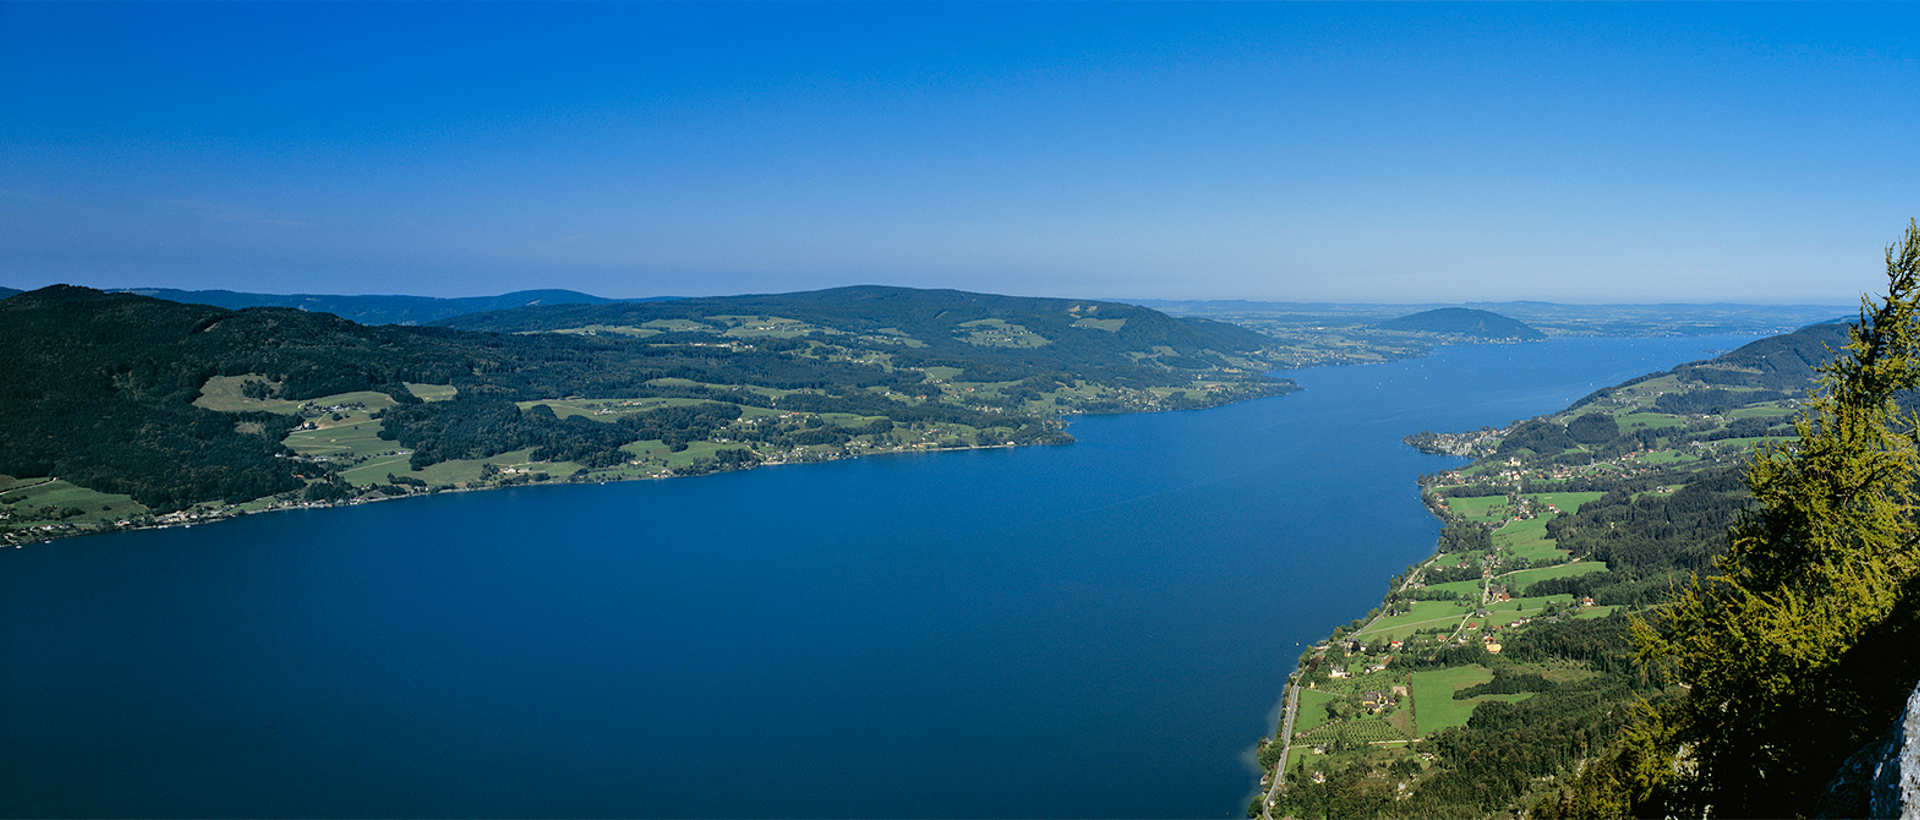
[1,436,1056,550]
[4,381,1307,550]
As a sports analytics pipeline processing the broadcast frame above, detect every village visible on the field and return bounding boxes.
[1255,379,1799,815]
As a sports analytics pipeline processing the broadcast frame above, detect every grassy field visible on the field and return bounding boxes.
[1618,411,1685,430]
[1410,665,1534,736]
[1295,687,1338,735]
[1502,561,1609,593]
[517,396,720,421]
[1528,491,1604,514]
[1475,594,1577,627]
[0,476,146,528]
[1728,404,1795,420]
[404,382,458,401]
[618,439,749,471]
[1638,449,1699,466]
[1353,599,1474,642]
[1493,517,1566,562]
[283,418,393,459]
[341,447,583,487]
[1424,578,1485,600]
[198,375,402,416]
[193,375,305,413]
[1443,495,1511,523]
[954,318,1049,348]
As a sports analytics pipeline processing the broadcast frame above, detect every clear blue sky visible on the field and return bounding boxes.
[2,2,1913,303]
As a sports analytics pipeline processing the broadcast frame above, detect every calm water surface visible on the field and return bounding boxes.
[0,336,1755,817]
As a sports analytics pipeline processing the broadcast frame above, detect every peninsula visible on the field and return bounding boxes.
[0,285,1295,545]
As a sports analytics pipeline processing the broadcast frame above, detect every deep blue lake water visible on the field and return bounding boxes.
[1,335,1757,818]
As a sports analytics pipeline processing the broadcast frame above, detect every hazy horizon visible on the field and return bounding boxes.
[0,280,1865,310]
[4,2,1915,303]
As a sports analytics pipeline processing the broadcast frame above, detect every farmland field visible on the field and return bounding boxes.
[1295,688,1337,735]
[1411,665,1534,736]
[1352,599,1473,642]
[1443,495,1510,523]
[1527,491,1604,514]
[1501,561,1609,593]
[1493,517,1566,562]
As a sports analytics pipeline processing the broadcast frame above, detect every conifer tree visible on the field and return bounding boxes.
[1624,220,1920,816]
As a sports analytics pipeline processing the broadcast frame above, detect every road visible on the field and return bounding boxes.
[1259,676,1303,820]
[1260,557,1435,819]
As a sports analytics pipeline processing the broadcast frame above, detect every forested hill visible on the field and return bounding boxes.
[0,286,19,299]
[118,287,618,325]
[0,285,1290,543]
[1374,307,1545,340]
[1568,320,1850,415]
[435,285,1274,382]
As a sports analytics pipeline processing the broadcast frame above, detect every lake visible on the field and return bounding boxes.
[0,335,1756,818]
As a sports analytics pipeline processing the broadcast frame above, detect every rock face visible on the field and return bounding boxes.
[1820,680,1920,818]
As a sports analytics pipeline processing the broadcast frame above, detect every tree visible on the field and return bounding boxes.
[1619,220,1920,816]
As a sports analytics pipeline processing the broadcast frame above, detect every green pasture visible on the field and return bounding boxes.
[1493,517,1566,562]
[1527,491,1604,514]
[342,447,582,488]
[1352,599,1474,642]
[1444,495,1511,523]
[193,375,303,413]
[1295,688,1337,735]
[283,419,392,459]
[1478,594,1576,626]
[1071,317,1127,332]
[1411,665,1535,737]
[954,318,1049,348]
[1501,561,1609,593]
[404,382,457,401]
[518,396,718,421]
[1728,404,1795,420]
[0,476,146,527]
[1424,578,1485,600]
[1618,412,1684,430]
[1637,449,1698,466]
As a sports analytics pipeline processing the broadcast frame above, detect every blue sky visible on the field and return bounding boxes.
[2,2,1914,302]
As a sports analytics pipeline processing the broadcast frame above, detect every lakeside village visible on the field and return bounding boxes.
[1251,377,1805,816]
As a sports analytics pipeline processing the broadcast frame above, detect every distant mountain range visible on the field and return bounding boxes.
[0,286,19,299]
[109,287,624,326]
[1374,307,1545,340]
[436,284,1274,378]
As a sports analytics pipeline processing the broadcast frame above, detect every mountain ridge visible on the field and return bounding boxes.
[113,287,623,325]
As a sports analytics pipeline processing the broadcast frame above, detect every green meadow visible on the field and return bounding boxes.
[1527,491,1604,514]
[1295,687,1338,735]
[1411,665,1534,737]
[1493,517,1566,562]
[1443,495,1511,523]
[0,476,147,528]
[1353,599,1474,642]
[1501,561,1609,593]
